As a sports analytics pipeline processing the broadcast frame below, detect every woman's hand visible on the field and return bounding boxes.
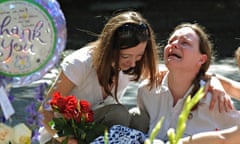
[206,76,235,112]
[208,86,234,112]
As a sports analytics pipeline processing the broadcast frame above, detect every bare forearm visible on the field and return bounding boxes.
[217,74,240,100]
[180,133,225,144]
[220,125,240,144]
[180,125,240,144]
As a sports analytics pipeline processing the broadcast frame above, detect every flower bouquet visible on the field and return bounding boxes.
[49,92,106,144]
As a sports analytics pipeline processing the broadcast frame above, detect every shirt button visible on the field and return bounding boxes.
[188,113,193,120]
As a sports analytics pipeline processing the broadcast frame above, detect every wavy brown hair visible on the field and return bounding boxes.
[89,11,159,102]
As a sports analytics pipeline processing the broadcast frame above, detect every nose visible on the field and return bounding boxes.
[171,40,179,48]
[127,57,136,67]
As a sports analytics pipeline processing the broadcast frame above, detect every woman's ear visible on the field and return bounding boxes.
[198,54,207,65]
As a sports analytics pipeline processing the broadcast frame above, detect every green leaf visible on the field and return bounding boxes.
[85,124,107,143]
[167,128,176,144]
[104,129,108,144]
[148,117,164,143]
[52,117,67,129]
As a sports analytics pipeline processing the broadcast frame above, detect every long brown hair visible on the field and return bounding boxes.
[90,11,159,102]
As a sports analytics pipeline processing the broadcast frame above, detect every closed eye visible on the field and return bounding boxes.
[120,54,130,59]
[181,41,190,46]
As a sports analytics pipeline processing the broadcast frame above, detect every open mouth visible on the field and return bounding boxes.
[168,51,182,60]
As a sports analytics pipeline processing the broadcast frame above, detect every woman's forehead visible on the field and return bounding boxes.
[172,27,199,40]
[120,42,147,54]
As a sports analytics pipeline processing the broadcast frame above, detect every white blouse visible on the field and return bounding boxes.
[61,46,130,110]
[137,73,240,141]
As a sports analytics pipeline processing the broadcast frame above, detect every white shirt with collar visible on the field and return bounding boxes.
[61,46,130,110]
[137,73,240,141]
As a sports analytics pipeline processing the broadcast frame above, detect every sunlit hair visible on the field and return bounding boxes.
[88,11,159,102]
[235,47,240,68]
[171,23,213,110]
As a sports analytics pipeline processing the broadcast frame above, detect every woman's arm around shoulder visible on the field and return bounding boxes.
[216,74,240,100]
